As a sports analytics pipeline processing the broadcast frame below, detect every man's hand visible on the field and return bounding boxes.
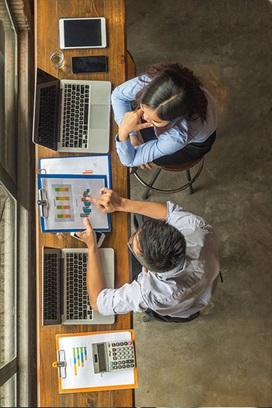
[79,218,105,312]
[86,188,124,213]
[119,109,153,141]
[85,187,167,219]
[77,217,97,249]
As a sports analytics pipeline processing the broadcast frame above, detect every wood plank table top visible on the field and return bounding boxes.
[35,1,133,406]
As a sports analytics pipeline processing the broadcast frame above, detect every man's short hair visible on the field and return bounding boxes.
[138,219,186,272]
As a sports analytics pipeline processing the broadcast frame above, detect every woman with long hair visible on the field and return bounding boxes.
[112,63,217,167]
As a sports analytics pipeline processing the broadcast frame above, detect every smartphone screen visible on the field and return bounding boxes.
[72,56,108,73]
[96,232,105,247]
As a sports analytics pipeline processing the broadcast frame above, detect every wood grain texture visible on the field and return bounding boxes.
[35,1,133,406]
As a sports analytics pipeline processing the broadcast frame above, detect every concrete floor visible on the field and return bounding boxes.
[126,0,272,406]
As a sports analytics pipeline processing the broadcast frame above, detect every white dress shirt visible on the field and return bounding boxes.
[97,202,220,318]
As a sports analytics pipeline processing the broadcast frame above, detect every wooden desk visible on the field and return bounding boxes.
[35,1,132,406]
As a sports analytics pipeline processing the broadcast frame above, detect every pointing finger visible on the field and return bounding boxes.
[100,187,111,195]
[83,217,91,229]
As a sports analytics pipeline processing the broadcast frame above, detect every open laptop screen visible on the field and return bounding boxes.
[32,69,60,150]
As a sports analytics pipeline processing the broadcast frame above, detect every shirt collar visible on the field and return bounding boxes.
[154,260,187,280]
[154,117,184,135]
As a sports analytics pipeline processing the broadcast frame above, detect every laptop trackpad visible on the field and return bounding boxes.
[90,104,109,130]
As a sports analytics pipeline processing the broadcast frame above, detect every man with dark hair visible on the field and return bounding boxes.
[78,188,219,322]
[130,219,186,273]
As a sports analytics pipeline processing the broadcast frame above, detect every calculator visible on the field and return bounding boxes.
[92,340,135,373]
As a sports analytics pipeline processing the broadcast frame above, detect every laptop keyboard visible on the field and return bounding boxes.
[38,85,58,149]
[43,252,59,323]
[65,252,93,320]
[62,84,90,149]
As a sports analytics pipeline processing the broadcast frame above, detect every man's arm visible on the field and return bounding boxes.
[88,188,167,220]
[77,218,105,311]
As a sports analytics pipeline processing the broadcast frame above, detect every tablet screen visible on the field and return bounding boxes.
[63,19,102,47]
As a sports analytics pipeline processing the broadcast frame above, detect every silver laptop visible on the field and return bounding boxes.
[33,69,111,153]
[42,247,115,325]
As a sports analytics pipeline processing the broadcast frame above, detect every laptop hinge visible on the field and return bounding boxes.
[56,87,62,143]
[60,256,65,316]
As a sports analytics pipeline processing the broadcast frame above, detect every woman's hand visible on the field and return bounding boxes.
[118,109,153,141]
[129,131,144,146]
[140,162,158,170]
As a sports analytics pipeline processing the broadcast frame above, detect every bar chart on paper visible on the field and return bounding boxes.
[38,174,111,232]
[53,184,75,221]
[72,346,88,376]
[55,331,137,393]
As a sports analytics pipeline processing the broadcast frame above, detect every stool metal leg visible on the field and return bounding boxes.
[186,169,194,194]
[134,158,204,195]
[142,168,162,200]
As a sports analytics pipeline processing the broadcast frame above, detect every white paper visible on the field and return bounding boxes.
[39,155,111,187]
[58,331,135,390]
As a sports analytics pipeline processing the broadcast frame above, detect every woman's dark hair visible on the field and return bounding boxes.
[137,63,207,122]
[138,219,186,273]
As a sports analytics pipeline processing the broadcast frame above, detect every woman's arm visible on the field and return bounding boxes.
[111,75,149,126]
[116,126,189,167]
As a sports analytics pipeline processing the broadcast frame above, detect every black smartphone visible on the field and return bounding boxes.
[71,231,106,247]
[95,232,106,247]
[72,55,108,73]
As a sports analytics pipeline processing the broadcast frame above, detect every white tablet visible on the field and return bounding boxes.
[59,17,107,49]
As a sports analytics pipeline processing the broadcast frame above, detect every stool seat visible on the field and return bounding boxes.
[133,157,204,199]
[160,158,202,172]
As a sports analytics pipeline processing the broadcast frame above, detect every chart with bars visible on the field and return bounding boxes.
[80,188,92,218]
[71,346,88,376]
[53,184,75,222]
[39,174,110,232]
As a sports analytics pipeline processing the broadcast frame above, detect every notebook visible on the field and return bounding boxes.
[42,247,115,325]
[32,68,111,153]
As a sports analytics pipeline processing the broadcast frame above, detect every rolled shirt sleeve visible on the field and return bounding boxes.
[97,279,149,315]
[166,201,207,230]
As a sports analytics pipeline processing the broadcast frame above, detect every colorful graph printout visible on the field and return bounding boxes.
[80,189,92,218]
[53,184,75,222]
[56,330,137,392]
[38,174,110,232]
[72,346,88,376]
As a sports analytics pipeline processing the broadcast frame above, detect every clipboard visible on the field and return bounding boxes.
[38,154,112,188]
[53,330,138,394]
[37,173,111,233]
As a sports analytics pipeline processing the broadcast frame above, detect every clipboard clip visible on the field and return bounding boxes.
[37,188,49,218]
[52,349,67,379]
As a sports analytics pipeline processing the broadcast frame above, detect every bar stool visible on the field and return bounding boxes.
[133,157,204,199]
